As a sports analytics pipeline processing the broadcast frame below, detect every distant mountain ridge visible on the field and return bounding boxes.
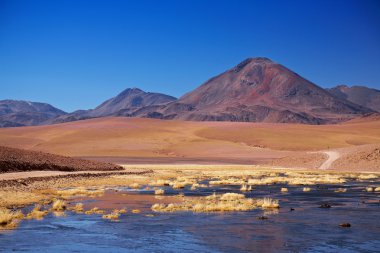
[129,58,373,124]
[1,57,379,127]
[0,100,66,127]
[327,85,380,112]
[51,88,177,124]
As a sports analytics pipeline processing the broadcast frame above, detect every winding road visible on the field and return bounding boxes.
[318,151,340,170]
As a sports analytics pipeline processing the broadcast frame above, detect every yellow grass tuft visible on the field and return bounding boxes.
[358,174,378,180]
[132,209,141,213]
[129,183,140,189]
[55,187,104,198]
[334,188,347,193]
[258,198,280,209]
[52,199,67,211]
[84,207,105,215]
[26,205,48,220]
[154,189,165,195]
[72,203,84,213]
[281,188,288,192]
[152,193,279,213]
[303,187,311,192]
[102,212,120,221]
[150,179,170,186]
[240,184,249,191]
[0,208,24,229]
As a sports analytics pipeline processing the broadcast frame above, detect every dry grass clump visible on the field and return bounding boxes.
[258,198,280,209]
[375,187,380,192]
[281,188,288,192]
[303,187,311,192]
[113,208,127,214]
[169,177,197,189]
[366,187,374,192]
[26,205,49,220]
[129,183,140,189]
[248,177,288,185]
[357,174,378,180]
[149,179,170,186]
[71,203,84,213]
[154,189,165,195]
[102,212,120,221]
[0,208,24,229]
[55,187,104,198]
[84,207,105,215]
[0,191,45,208]
[209,178,245,186]
[151,193,279,213]
[132,209,141,213]
[52,199,67,211]
[240,184,252,191]
[334,188,347,193]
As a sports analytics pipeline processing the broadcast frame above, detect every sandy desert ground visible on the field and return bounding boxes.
[0,117,380,172]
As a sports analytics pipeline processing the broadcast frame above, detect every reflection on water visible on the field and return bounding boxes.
[0,180,379,253]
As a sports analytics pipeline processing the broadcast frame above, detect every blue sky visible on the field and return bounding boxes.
[1,0,379,112]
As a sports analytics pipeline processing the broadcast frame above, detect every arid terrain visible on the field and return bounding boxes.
[0,116,379,172]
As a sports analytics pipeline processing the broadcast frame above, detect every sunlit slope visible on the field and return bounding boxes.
[0,117,379,158]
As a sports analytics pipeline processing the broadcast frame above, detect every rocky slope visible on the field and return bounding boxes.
[0,146,123,173]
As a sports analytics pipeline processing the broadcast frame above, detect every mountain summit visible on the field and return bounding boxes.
[133,57,372,124]
[51,88,177,123]
[0,100,66,127]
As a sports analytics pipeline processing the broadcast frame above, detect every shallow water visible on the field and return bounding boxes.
[1,180,379,252]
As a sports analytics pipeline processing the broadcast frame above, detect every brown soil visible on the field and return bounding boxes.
[267,152,326,169]
[0,146,123,173]
[332,144,380,172]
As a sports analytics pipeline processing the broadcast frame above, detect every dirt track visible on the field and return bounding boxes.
[318,151,340,170]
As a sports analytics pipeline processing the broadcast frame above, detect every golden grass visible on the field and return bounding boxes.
[0,191,46,208]
[366,187,374,192]
[151,193,279,213]
[154,189,165,195]
[52,199,67,211]
[259,198,280,209]
[149,179,170,186]
[71,203,84,213]
[84,207,106,215]
[129,183,140,189]
[102,212,120,221]
[0,208,24,229]
[132,209,141,213]
[334,188,347,193]
[281,188,288,192]
[358,174,378,180]
[55,187,104,198]
[303,187,311,192]
[26,205,49,220]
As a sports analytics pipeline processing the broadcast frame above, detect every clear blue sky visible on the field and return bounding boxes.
[1,0,379,112]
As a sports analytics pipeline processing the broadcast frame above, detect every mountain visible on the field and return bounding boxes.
[52,88,176,123]
[327,85,380,112]
[131,57,372,124]
[0,100,66,127]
